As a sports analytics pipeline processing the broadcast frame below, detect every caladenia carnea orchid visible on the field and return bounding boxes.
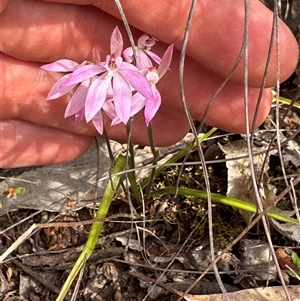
[41,26,174,134]
[44,26,174,301]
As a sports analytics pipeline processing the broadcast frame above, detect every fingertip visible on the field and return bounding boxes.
[0,120,93,168]
[192,0,299,87]
[204,88,272,133]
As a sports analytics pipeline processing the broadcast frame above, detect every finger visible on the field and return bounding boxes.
[0,0,121,61]
[0,120,93,167]
[1,49,271,138]
[0,0,9,12]
[156,50,272,131]
[33,0,299,86]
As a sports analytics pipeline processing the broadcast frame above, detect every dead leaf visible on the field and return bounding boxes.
[219,140,275,225]
[271,218,300,243]
[173,285,300,301]
[220,141,300,241]
[276,248,300,272]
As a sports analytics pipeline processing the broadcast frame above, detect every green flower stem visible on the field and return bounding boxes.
[144,123,160,201]
[126,121,142,202]
[152,187,299,225]
[56,155,126,301]
[273,95,300,110]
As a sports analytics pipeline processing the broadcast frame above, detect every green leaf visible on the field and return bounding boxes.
[274,95,300,110]
[291,251,300,268]
[56,155,126,301]
[152,187,299,224]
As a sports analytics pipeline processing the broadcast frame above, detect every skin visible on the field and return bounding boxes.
[0,0,298,167]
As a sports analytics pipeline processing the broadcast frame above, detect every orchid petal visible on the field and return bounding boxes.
[111,93,146,125]
[106,82,114,99]
[75,108,85,124]
[64,79,90,117]
[46,74,75,100]
[85,75,111,122]
[144,86,161,125]
[130,93,147,116]
[123,47,154,69]
[63,65,105,87]
[92,46,101,65]
[119,61,139,71]
[113,72,132,124]
[111,116,122,126]
[110,26,123,57]
[136,49,154,70]
[102,100,117,120]
[41,59,79,72]
[92,111,104,135]
[158,44,174,78]
[119,69,154,100]
[144,49,162,65]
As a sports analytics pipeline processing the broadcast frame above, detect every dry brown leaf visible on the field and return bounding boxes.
[276,248,300,272]
[219,140,275,225]
[173,285,300,301]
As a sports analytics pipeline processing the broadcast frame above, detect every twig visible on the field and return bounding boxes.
[13,259,61,294]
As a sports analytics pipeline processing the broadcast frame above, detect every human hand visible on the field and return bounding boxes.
[0,0,298,167]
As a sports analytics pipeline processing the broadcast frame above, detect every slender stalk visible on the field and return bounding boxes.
[56,155,126,301]
[125,120,142,202]
[152,187,299,224]
[144,123,159,201]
